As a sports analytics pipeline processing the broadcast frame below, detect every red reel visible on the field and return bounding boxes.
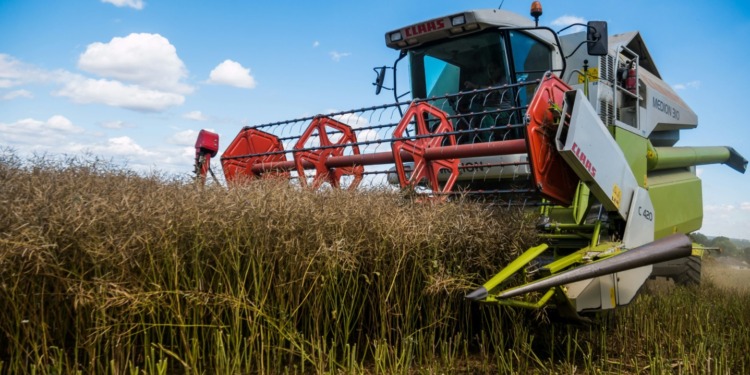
[222,128,288,182]
[392,102,459,196]
[293,116,364,189]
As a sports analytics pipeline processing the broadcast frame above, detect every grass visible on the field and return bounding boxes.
[0,151,748,374]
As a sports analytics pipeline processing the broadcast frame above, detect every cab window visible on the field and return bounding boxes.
[509,30,552,82]
[423,56,460,98]
[408,30,509,101]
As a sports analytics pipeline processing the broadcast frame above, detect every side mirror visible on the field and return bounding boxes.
[586,21,608,56]
[373,66,387,95]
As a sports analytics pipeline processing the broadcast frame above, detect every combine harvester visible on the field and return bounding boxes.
[194,2,746,320]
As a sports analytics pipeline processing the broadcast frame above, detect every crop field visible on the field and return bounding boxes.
[704,260,750,294]
[1,152,749,374]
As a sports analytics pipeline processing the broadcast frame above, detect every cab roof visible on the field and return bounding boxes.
[385,9,553,50]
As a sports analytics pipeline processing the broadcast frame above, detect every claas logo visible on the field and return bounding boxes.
[403,19,446,38]
[572,142,597,178]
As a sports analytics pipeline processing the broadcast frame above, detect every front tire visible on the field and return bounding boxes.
[673,255,701,286]
[651,255,702,286]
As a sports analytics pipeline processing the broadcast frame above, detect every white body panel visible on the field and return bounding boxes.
[559,95,657,312]
[639,69,698,134]
[565,274,618,311]
[389,154,531,185]
[622,187,655,248]
[561,31,697,141]
[445,154,530,181]
[556,90,639,220]
[615,187,656,306]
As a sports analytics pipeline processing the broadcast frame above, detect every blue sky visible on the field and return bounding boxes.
[1,0,749,240]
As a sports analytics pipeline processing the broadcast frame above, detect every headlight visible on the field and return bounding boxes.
[451,15,466,26]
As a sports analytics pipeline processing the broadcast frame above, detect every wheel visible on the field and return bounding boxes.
[673,255,701,286]
[651,255,702,286]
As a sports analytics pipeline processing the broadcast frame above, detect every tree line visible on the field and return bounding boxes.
[690,232,750,262]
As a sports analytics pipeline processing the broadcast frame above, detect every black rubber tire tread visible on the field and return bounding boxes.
[673,255,701,286]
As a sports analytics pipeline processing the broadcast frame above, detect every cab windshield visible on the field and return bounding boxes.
[408,29,552,103]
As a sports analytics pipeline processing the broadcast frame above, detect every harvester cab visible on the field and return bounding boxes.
[196,2,747,320]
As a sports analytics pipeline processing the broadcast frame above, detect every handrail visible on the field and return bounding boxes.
[612,45,641,129]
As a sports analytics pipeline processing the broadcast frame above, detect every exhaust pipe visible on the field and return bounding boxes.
[467,234,692,301]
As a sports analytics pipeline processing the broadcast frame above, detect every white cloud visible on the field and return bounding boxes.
[101,0,144,10]
[0,54,51,88]
[64,136,155,164]
[551,15,586,34]
[330,51,351,62]
[0,116,84,149]
[167,129,200,146]
[183,110,208,121]
[331,112,369,128]
[0,38,191,112]
[309,111,380,144]
[97,136,156,156]
[56,76,184,112]
[705,204,736,215]
[73,137,194,173]
[50,137,164,173]
[0,33,193,113]
[0,54,28,88]
[0,115,197,175]
[673,81,701,91]
[4,116,82,134]
[99,120,133,129]
[207,60,257,89]
[313,41,320,48]
[701,203,750,240]
[78,33,191,94]
[357,129,380,142]
[1,54,79,91]
[47,115,78,131]
[2,89,33,100]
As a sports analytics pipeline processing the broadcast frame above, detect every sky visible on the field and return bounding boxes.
[1,0,749,240]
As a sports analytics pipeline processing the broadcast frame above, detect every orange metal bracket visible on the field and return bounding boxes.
[525,74,580,205]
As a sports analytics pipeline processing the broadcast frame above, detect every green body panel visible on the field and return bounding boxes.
[647,170,703,239]
[491,289,555,308]
[603,128,709,240]
[481,243,549,296]
[611,127,649,188]
[647,146,731,171]
[546,183,592,225]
